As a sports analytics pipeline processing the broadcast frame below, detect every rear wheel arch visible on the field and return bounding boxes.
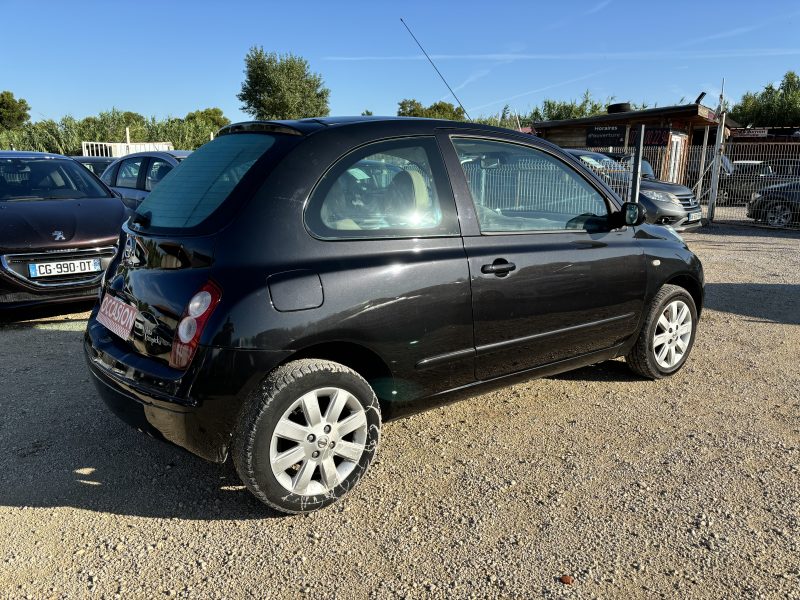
[279,341,395,404]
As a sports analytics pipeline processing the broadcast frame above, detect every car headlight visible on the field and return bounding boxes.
[641,190,681,205]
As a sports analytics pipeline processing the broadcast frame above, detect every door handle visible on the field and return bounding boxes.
[481,259,516,276]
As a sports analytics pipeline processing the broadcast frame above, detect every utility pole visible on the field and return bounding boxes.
[707,79,726,223]
[629,124,645,203]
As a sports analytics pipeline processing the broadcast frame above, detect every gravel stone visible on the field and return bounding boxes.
[0,224,798,598]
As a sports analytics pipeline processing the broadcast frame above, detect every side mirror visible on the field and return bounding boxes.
[623,202,647,226]
[480,157,501,169]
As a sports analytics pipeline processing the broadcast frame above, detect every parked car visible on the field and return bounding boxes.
[101,150,191,209]
[748,181,800,227]
[85,117,704,514]
[73,156,116,178]
[565,149,702,230]
[769,158,800,178]
[0,151,126,310]
[686,151,735,204]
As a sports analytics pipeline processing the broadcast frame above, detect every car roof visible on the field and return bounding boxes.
[0,150,70,160]
[564,148,612,160]
[106,150,192,162]
[216,116,543,142]
[72,155,116,161]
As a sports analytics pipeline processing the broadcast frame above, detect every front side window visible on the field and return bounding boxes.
[452,137,609,233]
[306,138,458,239]
[116,157,143,189]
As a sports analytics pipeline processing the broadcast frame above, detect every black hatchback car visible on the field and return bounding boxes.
[0,151,125,310]
[85,117,704,514]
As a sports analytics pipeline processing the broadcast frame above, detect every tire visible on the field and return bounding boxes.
[765,201,793,228]
[626,284,698,380]
[232,359,381,514]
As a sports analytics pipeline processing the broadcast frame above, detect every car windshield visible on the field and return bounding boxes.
[0,157,112,201]
[619,156,656,178]
[734,162,772,175]
[576,153,621,171]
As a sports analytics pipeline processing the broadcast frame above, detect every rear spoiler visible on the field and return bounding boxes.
[216,121,306,137]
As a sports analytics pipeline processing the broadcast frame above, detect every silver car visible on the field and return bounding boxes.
[100,150,191,210]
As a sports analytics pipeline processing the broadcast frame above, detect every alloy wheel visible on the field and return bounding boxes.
[766,204,792,228]
[269,387,368,496]
[652,300,693,370]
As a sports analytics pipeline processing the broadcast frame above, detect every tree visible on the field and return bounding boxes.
[730,71,800,127]
[361,109,373,116]
[526,90,607,123]
[0,91,31,130]
[237,47,330,120]
[397,99,465,120]
[185,107,230,129]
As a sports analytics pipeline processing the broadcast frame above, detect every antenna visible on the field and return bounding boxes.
[400,18,472,121]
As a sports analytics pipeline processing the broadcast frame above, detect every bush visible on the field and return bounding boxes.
[0,108,223,154]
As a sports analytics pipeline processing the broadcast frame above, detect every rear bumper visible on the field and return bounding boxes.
[84,314,289,462]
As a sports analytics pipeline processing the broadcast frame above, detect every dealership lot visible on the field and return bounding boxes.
[1,225,798,599]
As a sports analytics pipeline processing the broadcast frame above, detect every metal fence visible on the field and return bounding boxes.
[568,140,800,231]
[707,142,800,229]
[462,159,619,216]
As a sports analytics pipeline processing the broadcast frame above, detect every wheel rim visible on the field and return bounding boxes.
[270,387,368,497]
[766,204,791,227]
[653,300,692,370]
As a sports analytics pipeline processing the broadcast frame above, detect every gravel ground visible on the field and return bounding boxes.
[1,224,798,599]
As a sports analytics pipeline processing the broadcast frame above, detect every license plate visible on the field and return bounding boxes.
[687,211,702,222]
[28,258,101,278]
[97,294,137,340]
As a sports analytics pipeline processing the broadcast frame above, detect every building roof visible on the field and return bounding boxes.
[533,103,738,129]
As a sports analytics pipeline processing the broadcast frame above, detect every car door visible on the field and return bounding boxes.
[112,156,148,209]
[301,135,475,403]
[439,132,647,381]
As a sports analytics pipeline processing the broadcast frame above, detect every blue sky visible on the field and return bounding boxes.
[2,0,800,123]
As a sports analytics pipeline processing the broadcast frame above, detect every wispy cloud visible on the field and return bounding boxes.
[438,68,493,102]
[468,69,612,112]
[679,9,800,48]
[584,0,612,15]
[452,68,492,93]
[324,48,800,62]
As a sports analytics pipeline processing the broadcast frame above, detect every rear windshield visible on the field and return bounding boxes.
[135,134,276,229]
[0,157,111,201]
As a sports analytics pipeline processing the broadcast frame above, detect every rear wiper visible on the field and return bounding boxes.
[132,211,151,228]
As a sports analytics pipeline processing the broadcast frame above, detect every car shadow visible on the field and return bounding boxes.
[685,223,800,240]
[0,322,283,520]
[704,282,800,325]
[546,358,642,383]
[0,299,95,325]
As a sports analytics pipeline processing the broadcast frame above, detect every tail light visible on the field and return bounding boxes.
[169,281,222,369]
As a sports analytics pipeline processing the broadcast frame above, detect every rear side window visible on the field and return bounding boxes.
[136,134,276,229]
[305,137,459,239]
